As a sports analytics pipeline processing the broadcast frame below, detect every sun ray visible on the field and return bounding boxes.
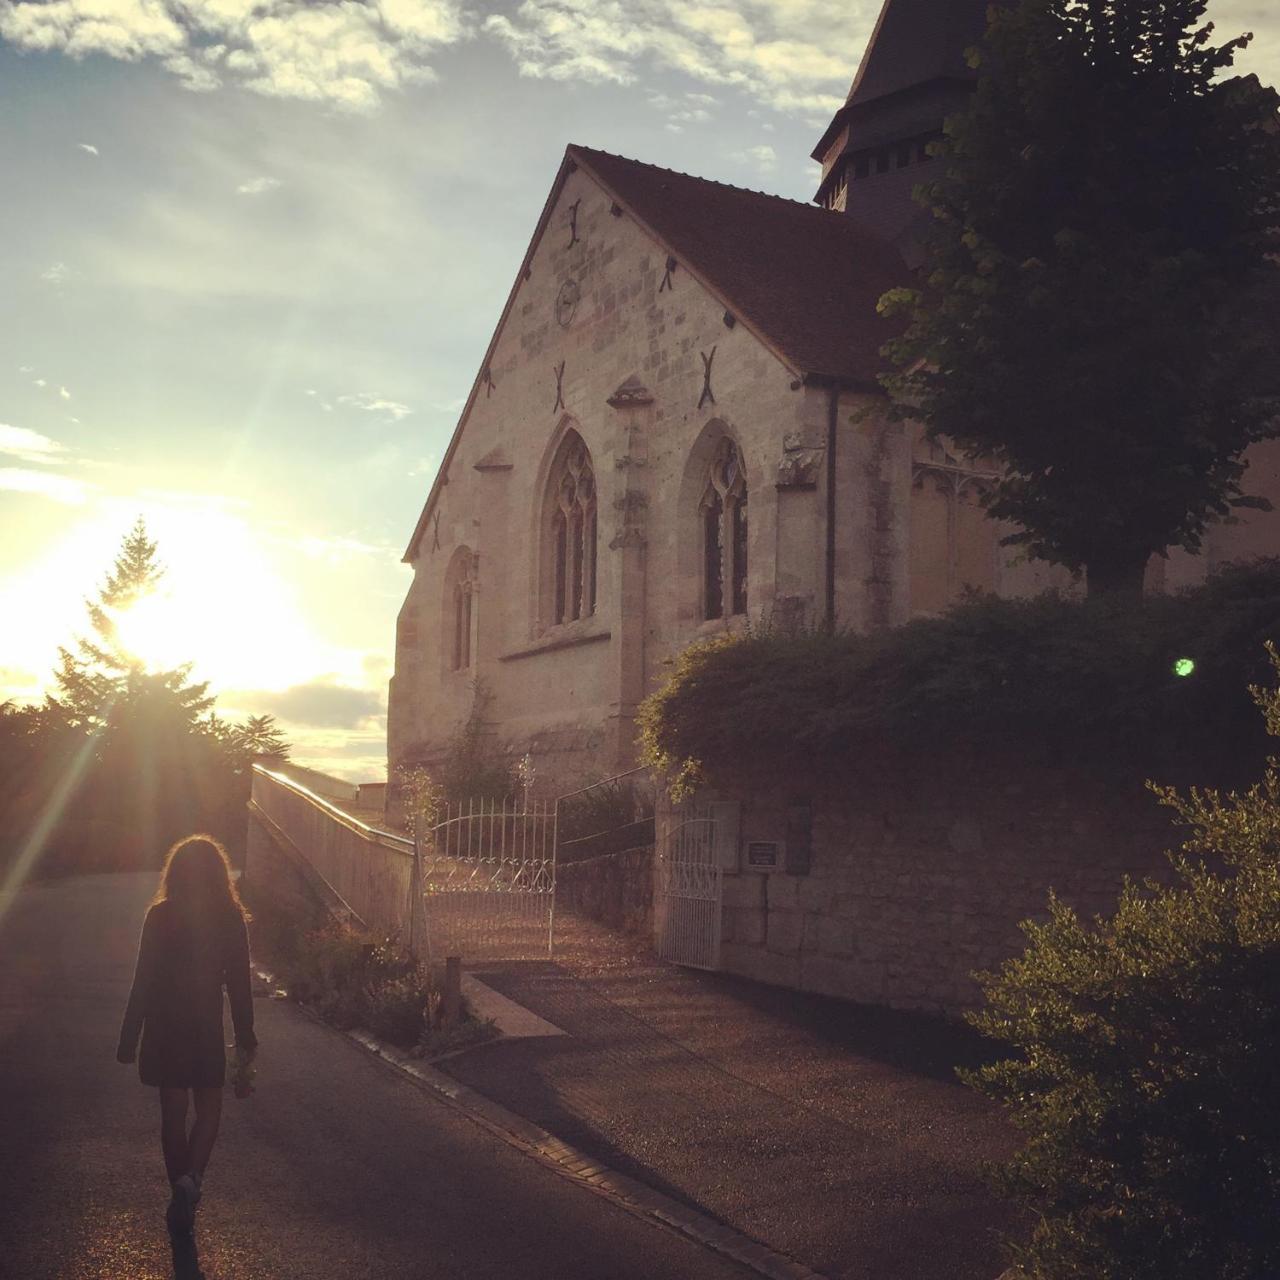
[0,710,110,932]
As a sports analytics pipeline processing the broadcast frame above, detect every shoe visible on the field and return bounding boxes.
[165,1190,190,1238]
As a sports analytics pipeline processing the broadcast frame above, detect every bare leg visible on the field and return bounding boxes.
[158,1088,190,1185]
[187,1086,223,1180]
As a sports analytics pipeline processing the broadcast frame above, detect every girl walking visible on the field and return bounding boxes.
[117,834,258,1237]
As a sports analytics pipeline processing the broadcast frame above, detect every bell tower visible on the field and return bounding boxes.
[812,0,990,243]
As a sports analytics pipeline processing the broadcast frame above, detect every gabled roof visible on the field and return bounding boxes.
[571,146,906,385]
[404,146,906,560]
[847,0,989,109]
[813,0,989,161]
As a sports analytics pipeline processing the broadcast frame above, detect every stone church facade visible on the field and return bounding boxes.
[388,0,1280,789]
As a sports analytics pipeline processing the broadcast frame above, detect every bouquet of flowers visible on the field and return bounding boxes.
[227,1046,257,1099]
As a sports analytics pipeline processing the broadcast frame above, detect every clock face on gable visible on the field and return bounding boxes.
[555,279,581,328]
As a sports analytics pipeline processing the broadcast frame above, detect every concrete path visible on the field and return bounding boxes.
[445,916,1023,1280]
[0,873,752,1280]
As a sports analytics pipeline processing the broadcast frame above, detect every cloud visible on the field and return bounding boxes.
[236,175,282,195]
[735,142,777,173]
[77,141,99,155]
[33,377,47,387]
[336,391,413,421]
[648,88,718,131]
[40,261,72,285]
[0,424,68,464]
[0,0,470,113]
[483,0,871,117]
[293,532,400,566]
[0,467,89,504]
[236,679,386,728]
[58,386,71,400]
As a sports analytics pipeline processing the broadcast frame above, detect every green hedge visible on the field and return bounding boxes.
[638,559,1280,794]
[963,660,1280,1279]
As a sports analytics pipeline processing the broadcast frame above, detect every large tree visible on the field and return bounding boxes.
[882,0,1280,598]
[41,519,287,865]
[54,517,214,731]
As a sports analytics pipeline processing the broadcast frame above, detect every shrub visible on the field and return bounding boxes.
[365,972,432,1047]
[312,985,367,1032]
[556,775,655,862]
[415,1014,500,1059]
[272,922,437,1046]
[639,559,1280,795]
[287,926,372,1003]
[963,647,1280,1279]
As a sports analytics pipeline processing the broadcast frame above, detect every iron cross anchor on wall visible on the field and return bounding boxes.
[698,346,717,409]
[431,511,441,552]
[553,360,566,414]
[567,199,582,248]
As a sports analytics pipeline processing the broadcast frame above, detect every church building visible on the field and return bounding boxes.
[387,0,1280,789]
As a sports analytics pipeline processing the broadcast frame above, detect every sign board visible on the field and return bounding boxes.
[745,840,780,870]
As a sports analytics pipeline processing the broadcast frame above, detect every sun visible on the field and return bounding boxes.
[56,501,365,697]
[111,592,192,674]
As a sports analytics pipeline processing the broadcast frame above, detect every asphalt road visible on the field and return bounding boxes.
[0,872,750,1280]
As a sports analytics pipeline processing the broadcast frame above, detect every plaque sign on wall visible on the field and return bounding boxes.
[746,841,780,870]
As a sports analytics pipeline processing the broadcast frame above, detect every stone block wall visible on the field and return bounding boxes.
[388,156,898,786]
[556,845,653,936]
[244,812,339,933]
[667,754,1182,1017]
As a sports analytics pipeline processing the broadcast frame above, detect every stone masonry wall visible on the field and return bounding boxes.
[244,812,338,933]
[668,754,1180,1017]
[555,845,653,936]
[389,158,898,787]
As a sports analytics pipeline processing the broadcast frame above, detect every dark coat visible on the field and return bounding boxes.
[118,899,257,1089]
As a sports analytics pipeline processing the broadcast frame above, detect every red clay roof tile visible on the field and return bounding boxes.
[570,145,909,385]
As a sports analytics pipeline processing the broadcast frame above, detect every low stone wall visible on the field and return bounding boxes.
[668,753,1185,1017]
[244,810,340,932]
[556,845,653,936]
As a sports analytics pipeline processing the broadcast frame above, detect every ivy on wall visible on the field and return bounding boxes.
[638,559,1280,797]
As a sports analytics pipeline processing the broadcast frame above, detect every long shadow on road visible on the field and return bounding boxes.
[444,957,1020,1280]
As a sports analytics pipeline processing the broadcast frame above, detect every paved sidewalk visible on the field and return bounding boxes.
[443,911,1023,1280]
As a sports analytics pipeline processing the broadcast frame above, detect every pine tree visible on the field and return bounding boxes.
[883,0,1280,598]
[206,712,290,773]
[55,518,213,731]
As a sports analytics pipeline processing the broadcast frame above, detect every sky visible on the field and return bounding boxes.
[2,0,1277,781]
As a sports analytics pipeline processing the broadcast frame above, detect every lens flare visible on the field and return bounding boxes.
[1174,657,1196,677]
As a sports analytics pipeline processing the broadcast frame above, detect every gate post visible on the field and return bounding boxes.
[548,796,559,958]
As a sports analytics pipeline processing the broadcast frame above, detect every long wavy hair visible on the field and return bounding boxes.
[152,834,250,922]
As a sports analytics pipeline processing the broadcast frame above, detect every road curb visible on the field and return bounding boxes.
[256,966,830,1280]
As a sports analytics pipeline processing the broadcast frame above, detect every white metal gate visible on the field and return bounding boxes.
[417,798,556,962]
[655,812,722,969]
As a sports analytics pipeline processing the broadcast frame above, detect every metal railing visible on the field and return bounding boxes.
[250,764,415,940]
[655,812,722,970]
[419,797,557,962]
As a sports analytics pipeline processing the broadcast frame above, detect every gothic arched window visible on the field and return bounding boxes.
[548,433,597,625]
[702,437,748,619]
[444,547,475,671]
[452,578,473,670]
